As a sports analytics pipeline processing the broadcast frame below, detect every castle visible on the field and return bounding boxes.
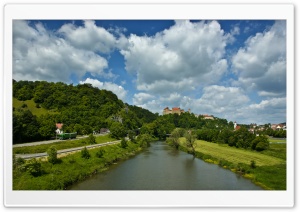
[163,107,214,120]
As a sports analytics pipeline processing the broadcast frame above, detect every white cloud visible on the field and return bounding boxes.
[120,20,230,94]
[231,21,286,97]
[133,92,155,105]
[58,20,116,54]
[79,78,127,101]
[13,20,114,82]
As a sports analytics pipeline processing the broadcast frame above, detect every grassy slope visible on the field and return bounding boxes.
[13,97,58,116]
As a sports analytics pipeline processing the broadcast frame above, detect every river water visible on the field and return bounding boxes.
[68,141,262,190]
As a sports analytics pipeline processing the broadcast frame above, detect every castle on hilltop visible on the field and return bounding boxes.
[163,107,189,115]
[163,107,214,120]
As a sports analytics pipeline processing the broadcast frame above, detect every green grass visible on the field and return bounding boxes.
[178,138,286,190]
[13,97,58,116]
[179,138,285,166]
[13,134,117,154]
[13,141,142,190]
[269,138,286,143]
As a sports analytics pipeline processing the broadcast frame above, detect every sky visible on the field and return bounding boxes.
[12,20,286,125]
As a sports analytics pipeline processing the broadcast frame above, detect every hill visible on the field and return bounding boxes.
[13,80,158,144]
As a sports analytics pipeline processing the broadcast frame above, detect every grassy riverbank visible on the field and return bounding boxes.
[13,134,116,154]
[178,138,286,190]
[13,141,142,190]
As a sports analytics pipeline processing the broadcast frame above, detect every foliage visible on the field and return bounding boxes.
[167,128,183,149]
[184,130,197,155]
[81,147,91,159]
[120,138,128,148]
[137,134,153,148]
[13,80,158,144]
[109,122,127,139]
[13,142,143,190]
[47,146,58,164]
[25,158,43,177]
[95,149,105,158]
[87,133,96,145]
[251,135,269,151]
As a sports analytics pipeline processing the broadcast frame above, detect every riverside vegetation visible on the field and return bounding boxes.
[13,80,287,190]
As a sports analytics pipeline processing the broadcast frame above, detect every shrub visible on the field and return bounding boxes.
[47,146,58,164]
[87,133,96,144]
[81,147,91,159]
[250,160,256,168]
[120,138,128,148]
[25,158,42,177]
[96,149,105,158]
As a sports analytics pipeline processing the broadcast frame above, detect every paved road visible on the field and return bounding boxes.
[13,133,108,148]
[15,140,120,159]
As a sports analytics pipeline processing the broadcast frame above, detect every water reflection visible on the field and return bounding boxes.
[68,141,263,190]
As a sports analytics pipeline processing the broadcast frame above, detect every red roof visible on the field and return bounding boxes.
[235,126,241,130]
[56,123,63,129]
[172,107,180,110]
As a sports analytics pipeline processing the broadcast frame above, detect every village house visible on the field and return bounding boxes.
[55,123,63,134]
[163,107,185,115]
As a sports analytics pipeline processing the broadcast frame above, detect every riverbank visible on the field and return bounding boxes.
[13,141,143,190]
[176,138,286,190]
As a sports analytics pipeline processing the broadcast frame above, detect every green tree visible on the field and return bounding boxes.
[120,138,128,148]
[137,134,153,148]
[167,128,182,149]
[109,122,127,139]
[251,135,269,151]
[87,133,96,144]
[47,146,58,164]
[184,130,197,155]
[81,147,91,159]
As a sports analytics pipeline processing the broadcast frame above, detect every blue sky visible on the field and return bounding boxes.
[13,20,286,124]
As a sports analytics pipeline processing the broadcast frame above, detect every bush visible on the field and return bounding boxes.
[47,146,58,164]
[96,149,105,158]
[25,158,42,177]
[81,147,91,159]
[87,133,96,144]
[250,160,256,168]
[120,138,128,148]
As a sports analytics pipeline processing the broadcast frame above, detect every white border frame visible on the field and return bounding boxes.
[3,3,294,207]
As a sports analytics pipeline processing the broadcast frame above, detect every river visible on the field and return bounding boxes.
[68,141,263,190]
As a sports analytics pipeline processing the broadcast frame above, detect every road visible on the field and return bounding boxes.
[15,140,120,159]
[13,133,108,148]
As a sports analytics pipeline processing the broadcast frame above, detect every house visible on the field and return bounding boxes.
[55,123,63,134]
[202,114,214,120]
[234,121,240,131]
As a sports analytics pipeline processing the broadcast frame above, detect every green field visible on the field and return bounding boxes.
[179,138,286,190]
[13,98,58,116]
[13,134,117,154]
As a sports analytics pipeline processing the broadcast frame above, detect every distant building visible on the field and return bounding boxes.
[234,121,240,131]
[202,114,214,120]
[163,107,185,115]
[56,123,63,134]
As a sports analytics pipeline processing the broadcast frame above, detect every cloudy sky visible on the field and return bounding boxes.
[13,20,286,124]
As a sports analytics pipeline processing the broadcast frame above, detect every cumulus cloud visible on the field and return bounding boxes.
[79,78,127,101]
[120,20,230,94]
[13,20,114,82]
[231,20,286,97]
[58,20,116,53]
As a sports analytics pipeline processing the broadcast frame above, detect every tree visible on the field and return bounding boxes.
[137,134,153,148]
[184,130,197,155]
[81,147,91,159]
[87,133,96,144]
[120,138,128,148]
[167,128,182,149]
[251,135,269,151]
[47,146,58,164]
[109,122,127,139]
